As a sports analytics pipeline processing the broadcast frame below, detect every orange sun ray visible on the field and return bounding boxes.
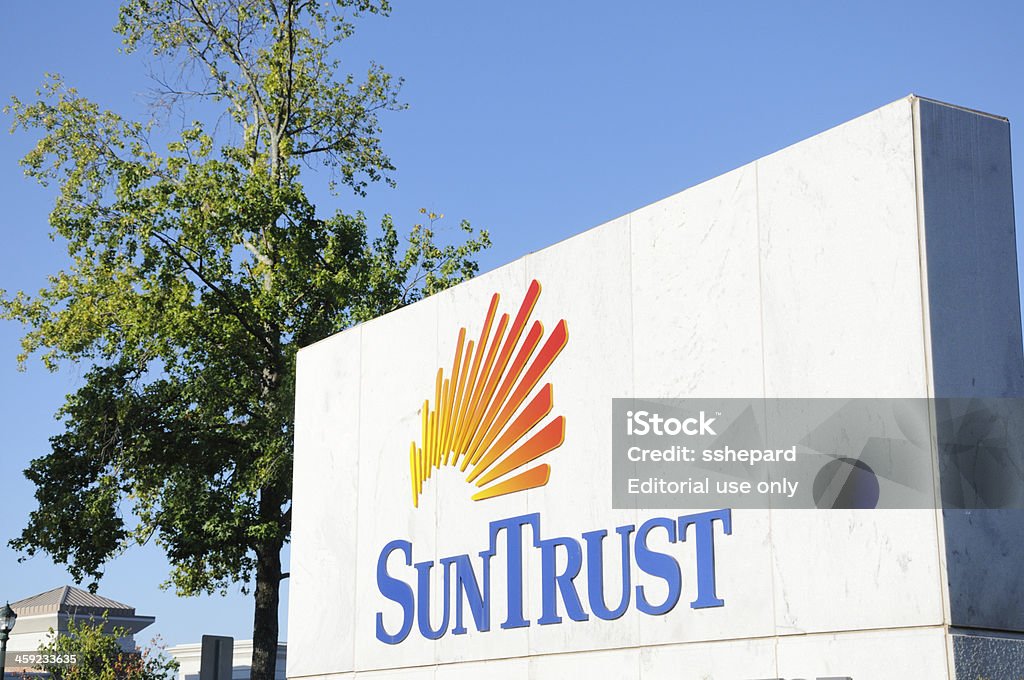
[471,464,551,501]
[475,417,565,488]
[467,382,553,483]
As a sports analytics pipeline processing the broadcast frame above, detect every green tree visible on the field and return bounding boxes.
[2,3,489,680]
[35,615,178,680]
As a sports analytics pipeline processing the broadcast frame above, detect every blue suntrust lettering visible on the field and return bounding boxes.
[375,509,732,644]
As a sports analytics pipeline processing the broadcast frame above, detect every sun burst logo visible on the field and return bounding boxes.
[409,279,568,506]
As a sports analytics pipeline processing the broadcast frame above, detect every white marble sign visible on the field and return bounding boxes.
[287,97,1024,679]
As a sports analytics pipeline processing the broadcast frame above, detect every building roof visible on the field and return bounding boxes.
[10,585,136,618]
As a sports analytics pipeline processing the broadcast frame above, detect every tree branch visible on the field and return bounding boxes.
[151,229,277,357]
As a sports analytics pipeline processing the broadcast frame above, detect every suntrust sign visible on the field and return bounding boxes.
[292,97,1022,679]
[375,280,734,644]
[375,509,732,644]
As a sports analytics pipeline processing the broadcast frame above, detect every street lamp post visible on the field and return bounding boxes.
[0,602,16,680]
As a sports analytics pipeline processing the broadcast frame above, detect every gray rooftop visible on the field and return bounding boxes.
[10,585,136,617]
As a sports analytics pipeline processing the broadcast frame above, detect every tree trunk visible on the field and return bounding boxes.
[251,541,283,680]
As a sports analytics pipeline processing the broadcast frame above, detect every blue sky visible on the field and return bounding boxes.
[1,0,1023,649]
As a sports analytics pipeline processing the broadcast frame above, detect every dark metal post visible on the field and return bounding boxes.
[0,602,17,680]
